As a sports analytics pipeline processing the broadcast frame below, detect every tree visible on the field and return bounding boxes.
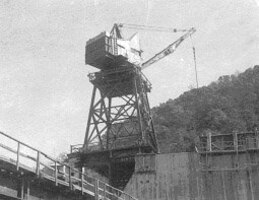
[152,65,259,153]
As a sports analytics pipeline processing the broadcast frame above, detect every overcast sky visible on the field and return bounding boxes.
[1,0,259,156]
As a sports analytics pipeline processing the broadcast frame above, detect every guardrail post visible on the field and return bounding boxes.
[36,151,40,176]
[69,166,72,190]
[55,161,58,186]
[81,172,84,195]
[233,132,238,151]
[26,181,30,200]
[206,132,211,151]
[21,178,24,199]
[103,183,107,200]
[94,179,99,200]
[16,142,20,171]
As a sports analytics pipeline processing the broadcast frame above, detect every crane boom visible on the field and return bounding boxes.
[118,23,189,33]
[141,27,196,70]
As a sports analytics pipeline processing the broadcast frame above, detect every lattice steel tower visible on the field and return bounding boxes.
[84,64,158,153]
[83,24,158,154]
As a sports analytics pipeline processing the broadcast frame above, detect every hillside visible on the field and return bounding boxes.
[152,65,259,153]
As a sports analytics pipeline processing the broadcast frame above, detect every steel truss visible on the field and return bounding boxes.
[83,65,158,153]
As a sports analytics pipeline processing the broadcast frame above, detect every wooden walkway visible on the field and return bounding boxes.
[0,131,137,200]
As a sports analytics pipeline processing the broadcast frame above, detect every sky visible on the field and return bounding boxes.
[1,0,259,156]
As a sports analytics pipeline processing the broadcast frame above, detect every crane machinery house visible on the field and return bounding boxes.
[85,30,142,69]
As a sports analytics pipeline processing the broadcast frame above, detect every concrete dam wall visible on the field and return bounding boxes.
[124,151,259,200]
[124,153,200,200]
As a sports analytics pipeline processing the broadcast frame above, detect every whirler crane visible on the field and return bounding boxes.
[84,23,196,152]
[70,23,196,189]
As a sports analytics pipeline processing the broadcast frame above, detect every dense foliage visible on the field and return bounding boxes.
[152,65,259,153]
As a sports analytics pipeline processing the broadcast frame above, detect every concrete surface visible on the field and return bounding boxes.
[124,151,259,200]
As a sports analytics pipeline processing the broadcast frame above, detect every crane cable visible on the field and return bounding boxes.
[190,35,199,89]
[118,23,189,33]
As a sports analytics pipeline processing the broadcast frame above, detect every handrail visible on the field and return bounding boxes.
[197,137,259,153]
[0,131,138,200]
